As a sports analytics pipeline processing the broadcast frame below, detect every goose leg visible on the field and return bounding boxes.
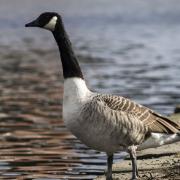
[128,146,138,180]
[106,154,113,180]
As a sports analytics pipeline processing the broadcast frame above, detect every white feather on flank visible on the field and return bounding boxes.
[138,132,180,150]
[44,16,58,31]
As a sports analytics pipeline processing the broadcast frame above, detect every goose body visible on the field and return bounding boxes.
[63,77,179,154]
[63,78,144,153]
[26,12,180,180]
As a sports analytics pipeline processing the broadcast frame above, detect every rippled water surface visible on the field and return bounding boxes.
[0,0,180,179]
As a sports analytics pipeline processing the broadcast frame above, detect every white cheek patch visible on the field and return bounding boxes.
[44,16,58,31]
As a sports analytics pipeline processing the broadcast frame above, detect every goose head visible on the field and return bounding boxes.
[25,12,60,31]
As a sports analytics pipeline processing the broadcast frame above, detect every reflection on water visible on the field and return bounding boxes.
[0,47,125,179]
[0,0,180,179]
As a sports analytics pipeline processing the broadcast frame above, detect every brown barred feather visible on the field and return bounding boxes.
[95,94,179,134]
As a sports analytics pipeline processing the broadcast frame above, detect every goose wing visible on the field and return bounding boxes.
[94,94,179,134]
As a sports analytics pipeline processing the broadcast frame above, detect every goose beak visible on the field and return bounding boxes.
[25,19,39,27]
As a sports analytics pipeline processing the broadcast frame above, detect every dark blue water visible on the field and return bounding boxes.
[0,0,180,179]
[0,0,180,113]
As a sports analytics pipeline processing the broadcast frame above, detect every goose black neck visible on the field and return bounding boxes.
[52,19,83,79]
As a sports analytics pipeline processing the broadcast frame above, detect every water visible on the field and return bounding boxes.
[0,0,180,179]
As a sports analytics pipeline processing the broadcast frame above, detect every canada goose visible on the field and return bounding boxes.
[25,12,180,180]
